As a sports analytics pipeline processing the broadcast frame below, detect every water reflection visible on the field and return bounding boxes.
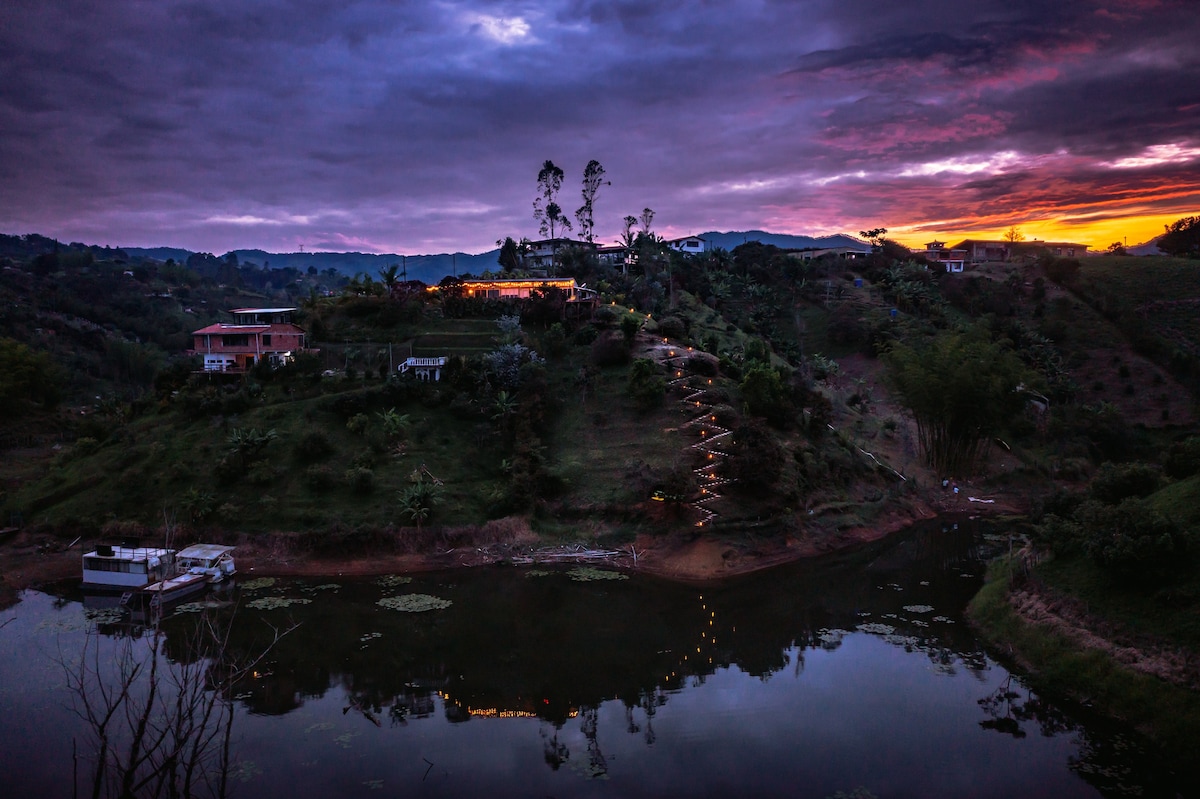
[2,516,1187,797]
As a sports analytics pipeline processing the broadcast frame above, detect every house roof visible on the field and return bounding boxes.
[191,322,305,335]
[228,307,297,314]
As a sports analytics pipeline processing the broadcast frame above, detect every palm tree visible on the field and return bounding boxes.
[378,264,400,295]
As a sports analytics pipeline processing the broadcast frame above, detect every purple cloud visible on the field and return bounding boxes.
[0,0,1196,253]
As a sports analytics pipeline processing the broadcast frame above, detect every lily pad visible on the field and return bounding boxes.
[240,577,277,591]
[377,575,413,588]
[567,567,627,582]
[377,594,452,612]
[856,622,895,635]
[246,596,312,610]
[525,569,552,578]
[903,604,934,614]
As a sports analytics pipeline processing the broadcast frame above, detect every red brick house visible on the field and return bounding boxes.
[190,307,311,372]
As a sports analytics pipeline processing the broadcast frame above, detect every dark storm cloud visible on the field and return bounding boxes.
[0,0,1196,252]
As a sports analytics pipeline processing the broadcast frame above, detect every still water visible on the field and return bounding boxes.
[0,519,1184,798]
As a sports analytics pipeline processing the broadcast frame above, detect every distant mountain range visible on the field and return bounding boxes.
[123,231,869,284]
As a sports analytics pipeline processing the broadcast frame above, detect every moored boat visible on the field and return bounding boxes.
[82,541,176,591]
[142,571,210,604]
[176,544,237,583]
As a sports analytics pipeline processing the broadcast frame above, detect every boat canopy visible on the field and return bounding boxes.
[177,544,235,562]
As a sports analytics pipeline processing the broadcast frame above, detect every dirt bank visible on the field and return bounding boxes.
[0,489,1026,606]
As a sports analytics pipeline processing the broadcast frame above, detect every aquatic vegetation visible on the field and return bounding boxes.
[377,575,413,588]
[377,594,452,612]
[567,567,627,582]
[240,577,277,591]
[83,608,125,625]
[334,731,360,749]
[856,622,895,635]
[363,779,384,790]
[818,629,849,650]
[359,632,382,643]
[305,723,336,734]
[175,599,226,613]
[903,604,934,614]
[932,616,954,624]
[301,583,341,593]
[246,596,312,610]
[232,760,262,783]
[525,569,552,578]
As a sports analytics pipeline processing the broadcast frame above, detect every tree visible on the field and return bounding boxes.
[575,159,609,244]
[1106,241,1127,256]
[533,160,570,238]
[859,228,888,251]
[497,236,520,272]
[1003,225,1026,243]
[1159,215,1200,257]
[884,328,1027,475]
[0,337,62,414]
[627,358,666,412]
[639,207,655,236]
[378,264,400,295]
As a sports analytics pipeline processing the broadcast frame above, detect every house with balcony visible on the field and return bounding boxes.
[190,307,312,372]
[918,241,968,272]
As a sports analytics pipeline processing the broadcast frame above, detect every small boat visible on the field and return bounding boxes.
[142,571,210,604]
[82,541,176,591]
[176,544,237,583]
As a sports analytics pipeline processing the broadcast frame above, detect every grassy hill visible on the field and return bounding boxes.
[2,234,1199,560]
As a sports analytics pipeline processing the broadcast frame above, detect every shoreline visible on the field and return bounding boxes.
[0,493,1022,605]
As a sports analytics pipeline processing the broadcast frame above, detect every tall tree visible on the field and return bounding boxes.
[533,160,569,238]
[639,207,656,236]
[884,328,1027,475]
[378,264,400,294]
[575,160,609,244]
[497,236,520,272]
[1003,225,1025,243]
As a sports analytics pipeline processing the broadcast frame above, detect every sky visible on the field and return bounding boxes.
[1,0,1198,256]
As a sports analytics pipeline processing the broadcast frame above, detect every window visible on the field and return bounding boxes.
[262,334,272,346]
[221,334,249,347]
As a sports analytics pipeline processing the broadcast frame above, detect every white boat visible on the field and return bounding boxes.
[142,571,210,604]
[176,544,237,583]
[82,543,176,591]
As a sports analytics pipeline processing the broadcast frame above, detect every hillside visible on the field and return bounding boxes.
[2,234,1198,570]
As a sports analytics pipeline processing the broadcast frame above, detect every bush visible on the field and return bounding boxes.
[590,332,631,367]
[657,315,687,340]
[294,430,335,463]
[1078,498,1187,583]
[627,358,666,412]
[305,465,337,491]
[1164,437,1200,479]
[343,466,375,494]
[1090,462,1162,504]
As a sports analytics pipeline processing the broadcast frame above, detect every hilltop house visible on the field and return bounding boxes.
[666,235,709,254]
[452,277,598,303]
[918,241,968,272]
[952,239,1088,263]
[794,244,873,260]
[190,307,312,372]
[399,356,447,381]
[527,238,598,269]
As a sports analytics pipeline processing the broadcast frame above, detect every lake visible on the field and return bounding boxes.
[0,518,1184,798]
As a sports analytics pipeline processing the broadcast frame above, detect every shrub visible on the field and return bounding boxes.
[1078,498,1187,583]
[657,315,687,340]
[1090,462,1162,504]
[590,332,631,367]
[344,466,375,494]
[1164,437,1200,479]
[305,465,337,491]
[294,430,334,463]
[627,358,666,412]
